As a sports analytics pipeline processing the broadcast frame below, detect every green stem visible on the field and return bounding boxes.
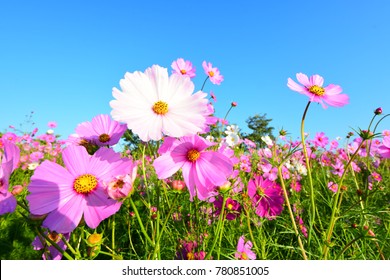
[35,226,74,260]
[300,101,316,246]
[278,166,308,260]
[323,140,365,259]
[111,215,116,258]
[206,195,227,259]
[200,76,209,91]
[129,197,154,247]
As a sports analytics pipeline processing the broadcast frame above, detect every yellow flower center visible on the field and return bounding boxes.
[73,174,98,194]
[152,101,169,115]
[180,69,187,75]
[308,85,325,96]
[241,252,248,260]
[187,252,195,260]
[187,149,200,162]
[227,203,234,210]
[112,179,125,189]
[208,71,215,77]
[98,133,111,143]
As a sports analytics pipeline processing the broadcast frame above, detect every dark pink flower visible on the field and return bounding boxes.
[247,175,284,220]
[213,196,241,220]
[287,73,349,108]
[32,231,70,260]
[153,134,233,201]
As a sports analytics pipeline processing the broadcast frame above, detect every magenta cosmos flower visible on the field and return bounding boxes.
[72,114,127,147]
[32,231,70,260]
[247,175,284,220]
[202,61,224,85]
[27,145,133,233]
[0,140,20,215]
[235,236,256,260]
[171,58,196,78]
[153,134,233,201]
[110,65,209,142]
[287,73,349,108]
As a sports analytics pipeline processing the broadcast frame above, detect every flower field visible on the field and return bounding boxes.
[1,59,389,260]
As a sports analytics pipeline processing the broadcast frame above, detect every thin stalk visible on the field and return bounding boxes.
[35,226,74,260]
[129,197,154,247]
[300,101,316,246]
[278,166,308,260]
[200,76,209,91]
[205,195,227,260]
[323,140,365,259]
[111,215,116,257]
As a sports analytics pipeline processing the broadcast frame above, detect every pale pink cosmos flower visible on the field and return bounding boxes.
[202,61,224,85]
[27,145,133,233]
[377,136,390,158]
[171,58,196,78]
[153,134,233,201]
[110,65,209,142]
[0,140,20,215]
[74,114,127,147]
[234,236,256,260]
[328,181,338,193]
[287,73,349,108]
[105,165,138,201]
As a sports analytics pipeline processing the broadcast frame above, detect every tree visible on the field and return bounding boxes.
[242,114,274,148]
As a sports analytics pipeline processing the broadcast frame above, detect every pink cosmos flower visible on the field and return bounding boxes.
[153,134,233,201]
[202,61,224,85]
[287,73,349,108]
[171,58,196,78]
[247,175,284,220]
[377,136,390,158]
[110,65,209,142]
[0,140,20,215]
[27,145,133,233]
[73,114,127,147]
[32,231,70,260]
[104,165,138,201]
[313,132,329,148]
[235,236,256,260]
[213,196,241,220]
[328,181,338,193]
[47,121,57,129]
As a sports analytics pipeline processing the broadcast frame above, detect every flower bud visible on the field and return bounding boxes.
[374,107,383,115]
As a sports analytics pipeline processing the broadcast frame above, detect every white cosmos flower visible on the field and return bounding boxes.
[110,65,209,142]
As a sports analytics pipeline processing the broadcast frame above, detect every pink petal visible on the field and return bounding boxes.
[0,191,16,215]
[153,153,183,179]
[309,74,324,87]
[83,187,121,229]
[27,160,74,215]
[42,194,86,233]
[287,78,306,93]
[324,84,343,95]
[296,73,311,87]
[323,93,349,107]
[62,145,90,176]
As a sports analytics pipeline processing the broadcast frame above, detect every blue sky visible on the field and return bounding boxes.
[1,0,389,143]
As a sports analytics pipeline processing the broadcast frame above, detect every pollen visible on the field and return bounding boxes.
[208,71,215,77]
[152,101,169,115]
[99,133,111,143]
[73,174,98,194]
[308,85,325,96]
[187,149,200,162]
[180,69,187,75]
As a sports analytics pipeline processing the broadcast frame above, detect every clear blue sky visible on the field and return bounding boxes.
[1,0,389,143]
